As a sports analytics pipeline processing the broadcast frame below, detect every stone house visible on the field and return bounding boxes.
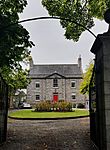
[13,89,27,108]
[27,56,85,106]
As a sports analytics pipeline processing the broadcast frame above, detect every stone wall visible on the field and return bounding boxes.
[27,77,85,105]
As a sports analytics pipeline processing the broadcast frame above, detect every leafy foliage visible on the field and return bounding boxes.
[80,62,94,94]
[0,0,34,70]
[2,69,29,89]
[1,67,30,97]
[0,0,27,21]
[0,0,34,98]
[77,103,85,108]
[35,101,72,112]
[42,0,109,41]
[0,1,33,106]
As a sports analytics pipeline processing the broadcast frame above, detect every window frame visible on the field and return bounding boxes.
[36,95,40,101]
[53,78,58,88]
[71,81,76,88]
[36,82,40,88]
[71,93,76,100]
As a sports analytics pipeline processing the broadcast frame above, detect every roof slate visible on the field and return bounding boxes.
[29,64,82,78]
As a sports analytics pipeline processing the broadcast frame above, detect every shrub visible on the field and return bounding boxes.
[77,103,85,108]
[34,100,73,112]
[58,100,65,102]
[66,102,72,111]
[35,101,51,112]
[72,103,76,108]
[58,101,72,112]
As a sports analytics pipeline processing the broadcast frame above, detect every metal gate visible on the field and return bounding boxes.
[0,75,8,144]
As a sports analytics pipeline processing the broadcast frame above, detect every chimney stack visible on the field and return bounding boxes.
[29,56,33,69]
[78,55,82,70]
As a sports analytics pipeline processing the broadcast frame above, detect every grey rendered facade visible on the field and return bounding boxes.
[27,56,85,106]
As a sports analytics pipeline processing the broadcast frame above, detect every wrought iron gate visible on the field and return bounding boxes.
[0,75,8,144]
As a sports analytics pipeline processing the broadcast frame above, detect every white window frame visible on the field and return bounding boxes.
[35,95,40,101]
[71,93,76,100]
[36,82,40,88]
[53,78,58,88]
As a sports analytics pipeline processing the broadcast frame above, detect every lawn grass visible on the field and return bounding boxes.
[8,109,89,119]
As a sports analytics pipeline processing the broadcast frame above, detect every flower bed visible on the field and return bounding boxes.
[34,100,73,112]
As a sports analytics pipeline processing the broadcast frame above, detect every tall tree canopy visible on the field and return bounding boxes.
[42,0,109,41]
[0,0,34,70]
[0,0,35,93]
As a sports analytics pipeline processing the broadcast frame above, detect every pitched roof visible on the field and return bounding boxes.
[29,64,82,79]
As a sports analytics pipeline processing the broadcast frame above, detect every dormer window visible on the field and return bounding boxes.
[53,78,58,87]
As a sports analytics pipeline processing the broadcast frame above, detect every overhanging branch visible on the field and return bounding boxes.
[0,16,96,38]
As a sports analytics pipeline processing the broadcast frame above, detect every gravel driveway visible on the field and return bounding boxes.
[0,117,96,150]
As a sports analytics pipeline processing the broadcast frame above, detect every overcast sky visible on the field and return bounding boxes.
[19,0,108,71]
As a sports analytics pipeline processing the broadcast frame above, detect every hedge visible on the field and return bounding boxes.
[34,101,72,112]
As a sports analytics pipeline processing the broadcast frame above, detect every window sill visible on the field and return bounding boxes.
[35,100,40,102]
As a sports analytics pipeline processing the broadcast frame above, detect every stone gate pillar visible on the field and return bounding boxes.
[91,28,110,149]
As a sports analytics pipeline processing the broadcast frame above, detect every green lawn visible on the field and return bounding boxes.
[8,109,89,119]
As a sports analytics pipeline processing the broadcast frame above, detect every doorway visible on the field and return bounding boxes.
[53,93,58,102]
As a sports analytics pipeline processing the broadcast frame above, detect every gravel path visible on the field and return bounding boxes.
[0,117,96,150]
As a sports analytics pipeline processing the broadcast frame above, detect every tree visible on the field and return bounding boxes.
[80,62,94,94]
[0,1,34,106]
[1,66,30,107]
[1,67,29,90]
[42,0,109,41]
[0,0,34,70]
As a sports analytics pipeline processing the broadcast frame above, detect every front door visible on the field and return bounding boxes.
[53,93,58,102]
